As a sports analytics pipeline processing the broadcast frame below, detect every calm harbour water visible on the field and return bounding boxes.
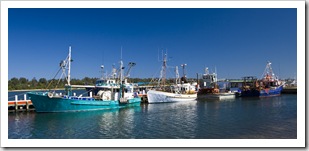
[8,91,297,139]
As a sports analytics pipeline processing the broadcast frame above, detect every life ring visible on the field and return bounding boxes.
[100,91,111,100]
[47,92,53,98]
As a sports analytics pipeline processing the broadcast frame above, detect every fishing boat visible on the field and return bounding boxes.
[197,67,235,100]
[27,46,141,112]
[147,53,197,103]
[237,61,284,97]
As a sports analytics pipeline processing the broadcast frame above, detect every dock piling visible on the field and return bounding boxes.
[15,95,18,112]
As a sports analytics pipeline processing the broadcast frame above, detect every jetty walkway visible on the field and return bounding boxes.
[8,94,34,112]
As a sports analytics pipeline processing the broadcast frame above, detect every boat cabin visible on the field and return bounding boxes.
[200,71,217,89]
[96,79,117,86]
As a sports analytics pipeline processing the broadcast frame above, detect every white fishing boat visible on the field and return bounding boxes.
[197,67,235,100]
[147,53,197,103]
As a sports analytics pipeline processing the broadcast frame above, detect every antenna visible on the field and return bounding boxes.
[181,64,187,77]
[215,66,217,74]
[161,49,163,62]
[157,48,159,62]
[102,49,105,66]
[278,63,280,80]
[100,65,104,79]
[121,46,123,60]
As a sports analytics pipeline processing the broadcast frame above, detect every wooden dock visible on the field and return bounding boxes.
[282,87,297,94]
[8,94,35,112]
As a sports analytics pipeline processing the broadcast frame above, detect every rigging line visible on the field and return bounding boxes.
[78,88,95,98]
[45,67,63,90]
[150,66,162,85]
[54,74,65,92]
[166,67,175,80]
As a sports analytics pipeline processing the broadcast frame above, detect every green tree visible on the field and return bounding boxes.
[19,77,28,84]
[38,78,47,89]
[9,77,19,86]
[82,77,95,85]
[30,77,38,88]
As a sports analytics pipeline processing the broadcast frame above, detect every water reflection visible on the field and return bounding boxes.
[98,106,141,138]
[138,101,199,138]
[8,94,297,139]
[14,109,120,139]
[8,112,36,139]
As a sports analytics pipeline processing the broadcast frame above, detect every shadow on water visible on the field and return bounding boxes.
[238,96,261,101]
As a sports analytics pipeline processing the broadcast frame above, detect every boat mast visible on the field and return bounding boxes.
[181,64,187,77]
[112,64,117,79]
[119,47,125,100]
[262,61,276,81]
[161,53,167,87]
[120,47,124,83]
[205,67,209,75]
[157,49,168,88]
[181,63,187,83]
[68,46,71,86]
[175,66,179,84]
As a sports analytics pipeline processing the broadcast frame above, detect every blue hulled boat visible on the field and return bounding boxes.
[237,62,285,97]
[27,46,141,112]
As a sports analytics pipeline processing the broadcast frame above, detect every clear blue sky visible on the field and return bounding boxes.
[9,8,297,80]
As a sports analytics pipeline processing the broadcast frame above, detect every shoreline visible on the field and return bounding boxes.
[8,88,65,92]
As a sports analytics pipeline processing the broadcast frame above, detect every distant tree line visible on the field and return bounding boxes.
[8,77,98,90]
[8,77,198,90]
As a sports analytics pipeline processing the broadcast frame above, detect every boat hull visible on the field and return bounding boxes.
[27,92,141,112]
[259,85,283,97]
[239,85,284,97]
[147,90,197,103]
[197,93,235,100]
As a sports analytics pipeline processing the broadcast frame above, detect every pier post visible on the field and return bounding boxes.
[26,100,29,111]
[24,94,29,111]
[15,95,18,112]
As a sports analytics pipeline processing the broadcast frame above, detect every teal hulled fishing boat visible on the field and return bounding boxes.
[27,46,141,112]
